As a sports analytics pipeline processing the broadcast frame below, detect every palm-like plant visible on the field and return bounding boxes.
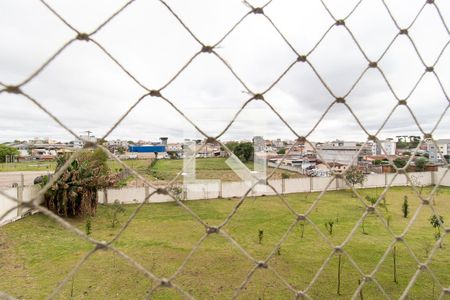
[41,149,118,217]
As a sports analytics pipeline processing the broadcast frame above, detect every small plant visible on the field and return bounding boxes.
[402,196,409,218]
[169,186,184,201]
[281,172,290,179]
[365,195,377,205]
[429,215,444,246]
[85,216,92,236]
[386,213,392,228]
[299,221,305,239]
[258,229,264,244]
[325,220,334,235]
[109,200,125,228]
[337,254,342,295]
[393,246,398,284]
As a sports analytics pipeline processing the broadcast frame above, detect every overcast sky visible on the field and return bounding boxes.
[0,0,449,143]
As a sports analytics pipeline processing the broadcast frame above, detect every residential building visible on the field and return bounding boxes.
[316,140,372,165]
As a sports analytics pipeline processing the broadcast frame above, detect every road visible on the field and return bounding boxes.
[0,171,50,190]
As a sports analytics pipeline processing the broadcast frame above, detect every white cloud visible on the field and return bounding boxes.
[0,0,448,143]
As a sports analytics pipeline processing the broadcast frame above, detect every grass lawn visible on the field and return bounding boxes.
[0,161,56,172]
[1,186,449,299]
[2,158,300,184]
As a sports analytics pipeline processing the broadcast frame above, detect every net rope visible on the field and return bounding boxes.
[0,0,449,298]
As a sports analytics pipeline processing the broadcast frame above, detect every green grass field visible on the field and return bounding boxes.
[1,158,299,184]
[1,186,449,299]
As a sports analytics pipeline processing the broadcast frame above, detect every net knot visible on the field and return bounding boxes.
[426,0,435,3]
[334,246,343,253]
[206,226,219,234]
[5,85,21,94]
[398,99,407,105]
[426,66,434,72]
[201,45,214,53]
[418,263,427,271]
[150,90,162,97]
[335,19,345,26]
[367,205,375,213]
[160,278,172,287]
[422,198,430,205]
[443,288,450,294]
[363,275,372,282]
[399,29,408,35]
[253,93,264,100]
[156,188,168,195]
[205,137,217,143]
[252,7,264,14]
[368,135,377,142]
[257,261,268,268]
[424,133,432,139]
[296,136,307,143]
[297,55,307,62]
[297,214,306,221]
[296,291,306,298]
[336,97,345,104]
[95,241,108,250]
[76,33,90,41]
[395,235,404,242]
[369,61,377,68]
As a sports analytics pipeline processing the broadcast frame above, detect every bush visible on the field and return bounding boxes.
[42,149,118,217]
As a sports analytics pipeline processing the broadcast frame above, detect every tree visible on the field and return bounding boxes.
[393,158,407,169]
[345,166,367,188]
[277,148,286,155]
[224,141,239,153]
[233,142,254,162]
[429,215,444,239]
[415,157,428,172]
[41,149,118,217]
[0,144,19,162]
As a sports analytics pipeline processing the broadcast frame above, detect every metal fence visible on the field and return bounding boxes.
[0,0,449,299]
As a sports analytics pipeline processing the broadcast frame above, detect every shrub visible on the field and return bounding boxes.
[41,149,118,217]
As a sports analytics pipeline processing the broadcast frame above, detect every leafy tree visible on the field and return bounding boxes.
[415,157,428,172]
[393,158,407,169]
[374,159,383,165]
[233,142,254,162]
[224,141,239,153]
[41,149,118,217]
[345,166,367,188]
[0,144,19,162]
[277,148,286,155]
[116,146,127,155]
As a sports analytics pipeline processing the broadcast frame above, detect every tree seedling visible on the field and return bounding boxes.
[402,196,409,218]
[258,229,264,244]
[85,216,92,236]
[429,215,444,247]
[325,220,334,236]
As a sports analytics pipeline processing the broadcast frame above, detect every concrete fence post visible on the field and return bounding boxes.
[16,173,24,216]
[103,188,108,204]
[144,185,149,202]
[310,176,313,192]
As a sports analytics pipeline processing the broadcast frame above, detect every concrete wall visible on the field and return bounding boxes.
[0,186,42,226]
[2,169,448,225]
[99,169,449,204]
